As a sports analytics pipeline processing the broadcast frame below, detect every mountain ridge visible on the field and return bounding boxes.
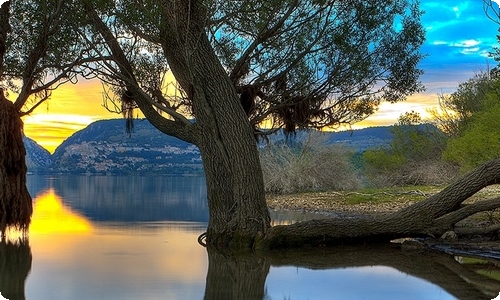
[25,119,394,174]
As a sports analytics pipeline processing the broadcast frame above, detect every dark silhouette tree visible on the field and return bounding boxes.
[0,0,87,235]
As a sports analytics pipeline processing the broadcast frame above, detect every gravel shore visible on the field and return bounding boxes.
[266,185,500,216]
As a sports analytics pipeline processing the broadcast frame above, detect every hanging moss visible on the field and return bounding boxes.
[0,92,32,236]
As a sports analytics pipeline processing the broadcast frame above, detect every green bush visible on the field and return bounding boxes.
[362,111,454,187]
[444,103,500,171]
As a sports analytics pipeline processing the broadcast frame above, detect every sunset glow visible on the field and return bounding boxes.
[29,188,93,235]
[21,80,118,153]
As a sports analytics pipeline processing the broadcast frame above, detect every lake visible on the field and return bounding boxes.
[1,175,499,300]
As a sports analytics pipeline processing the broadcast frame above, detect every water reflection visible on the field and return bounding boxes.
[0,240,31,300]
[2,175,498,299]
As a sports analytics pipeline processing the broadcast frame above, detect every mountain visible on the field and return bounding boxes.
[50,119,203,175]
[23,119,394,175]
[23,136,52,173]
[263,126,393,151]
[326,126,393,151]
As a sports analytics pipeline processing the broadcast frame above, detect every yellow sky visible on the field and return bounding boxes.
[21,80,120,153]
[19,79,442,153]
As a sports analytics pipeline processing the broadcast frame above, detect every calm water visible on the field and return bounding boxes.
[1,175,499,299]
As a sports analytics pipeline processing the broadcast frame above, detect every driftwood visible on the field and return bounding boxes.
[259,158,500,249]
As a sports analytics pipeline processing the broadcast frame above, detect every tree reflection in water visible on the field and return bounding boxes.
[0,239,32,300]
[1,235,500,299]
[204,244,500,300]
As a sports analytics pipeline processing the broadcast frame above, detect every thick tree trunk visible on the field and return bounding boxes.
[85,0,270,249]
[89,1,500,251]
[0,96,32,236]
[157,2,270,249]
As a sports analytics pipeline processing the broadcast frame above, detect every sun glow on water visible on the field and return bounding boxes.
[29,189,93,235]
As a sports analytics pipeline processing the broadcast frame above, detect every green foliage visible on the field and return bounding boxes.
[429,71,500,171]
[1,0,87,107]
[391,112,447,162]
[104,0,424,134]
[431,71,499,137]
[363,148,406,171]
[363,111,452,187]
[443,102,500,171]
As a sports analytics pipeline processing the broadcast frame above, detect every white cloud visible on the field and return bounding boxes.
[460,47,480,54]
[492,292,500,300]
[453,39,481,47]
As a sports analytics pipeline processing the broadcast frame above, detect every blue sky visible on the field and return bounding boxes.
[420,0,498,93]
[357,0,500,127]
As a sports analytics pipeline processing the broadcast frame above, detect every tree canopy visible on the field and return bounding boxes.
[75,0,426,137]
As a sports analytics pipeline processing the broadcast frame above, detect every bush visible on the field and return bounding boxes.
[443,103,500,171]
[362,112,454,187]
[260,133,361,194]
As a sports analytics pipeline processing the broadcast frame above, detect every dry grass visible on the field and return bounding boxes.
[260,133,361,194]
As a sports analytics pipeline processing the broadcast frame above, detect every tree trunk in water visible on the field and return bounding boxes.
[84,0,270,250]
[0,95,32,236]
[204,247,269,300]
[157,2,271,249]
[88,1,500,251]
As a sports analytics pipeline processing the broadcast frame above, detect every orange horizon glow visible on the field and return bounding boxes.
[20,79,119,153]
[19,78,443,153]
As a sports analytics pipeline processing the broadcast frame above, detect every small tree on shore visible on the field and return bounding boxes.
[364,111,453,186]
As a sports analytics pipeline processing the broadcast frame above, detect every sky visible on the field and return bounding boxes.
[18,0,500,153]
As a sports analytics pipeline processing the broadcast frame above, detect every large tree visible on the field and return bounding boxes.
[79,0,431,249]
[5,0,500,250]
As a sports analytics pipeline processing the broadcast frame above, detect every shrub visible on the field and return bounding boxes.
[260,133,361,194]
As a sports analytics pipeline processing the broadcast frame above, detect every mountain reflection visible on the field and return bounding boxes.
[27,175,209,222]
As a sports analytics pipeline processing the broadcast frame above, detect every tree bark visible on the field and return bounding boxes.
[0,94,32,235]
[87,0,500,252]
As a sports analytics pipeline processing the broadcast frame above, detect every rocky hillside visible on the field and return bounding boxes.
[23,119,395,175]
[50,119,203,175]
[24,136,52,173]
